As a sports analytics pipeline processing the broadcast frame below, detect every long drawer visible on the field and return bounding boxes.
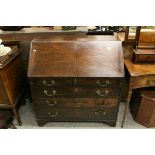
[29,78,120,88]
[33,97,119,108]
[34,107,119,121]
[31,87,119,98]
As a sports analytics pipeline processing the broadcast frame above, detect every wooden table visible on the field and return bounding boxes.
[122,59,155,127]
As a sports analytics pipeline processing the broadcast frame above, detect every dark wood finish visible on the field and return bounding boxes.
[33,97,119,108]
[28,40,124,77]
[0,47,27,125]
[0,29,86,42]
[17,35,120,74]
[133,48,155,63]
[31,87,119,98]
[0,110,14,129]
[130,90,155,128]
[34,107,119,121]
[122,59,155,127]
[28,38,124,127]
[30,77,120,87]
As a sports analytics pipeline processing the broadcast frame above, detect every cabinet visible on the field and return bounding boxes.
[28,37,124,127]
[0,47,27,125]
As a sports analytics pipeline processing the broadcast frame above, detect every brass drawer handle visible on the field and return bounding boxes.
[94,110,107,116]
[42,80,55,86]
[96,80,110,86]
[48,112,58,117]
[74,88,78,93]
[46,100,57,106]
[75,98,79,103]
[43,90,56,96]
[96,89,109,96]
[146,80,155,86]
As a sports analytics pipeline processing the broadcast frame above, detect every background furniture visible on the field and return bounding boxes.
[28,37,124,127]
[0,27,86,42]
[130,90,155,128]
[133,48,155,63]
[132,27,155,63]
[122,59,155,127]
[0,47,27,125]
[124,26,141,48]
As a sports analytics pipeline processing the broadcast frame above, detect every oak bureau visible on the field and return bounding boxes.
[28,37,124,127]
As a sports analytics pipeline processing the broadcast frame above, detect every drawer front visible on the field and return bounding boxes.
[77,88,118,97]
[132,76,155,88]
[32,87,119,98]
[34,107,118,121]
[30,78,74,87]
[32,87,75,97]
[134,54,155,63]
[34,97,119,108]
[29,78,120,88]
[75,78,120,87]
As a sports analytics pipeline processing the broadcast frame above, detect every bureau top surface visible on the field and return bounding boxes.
[28,39,124,78]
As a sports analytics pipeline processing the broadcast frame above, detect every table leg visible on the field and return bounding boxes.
[12,106,22,126]
[121,90,132,128]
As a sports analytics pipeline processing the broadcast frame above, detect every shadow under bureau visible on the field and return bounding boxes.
[28,37,124,127]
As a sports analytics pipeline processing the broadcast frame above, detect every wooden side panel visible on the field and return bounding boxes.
[136,98,154,126]
[1,55,26,105]
[0,75,10,104]
[0,76,4,103]
[149,107,155,127]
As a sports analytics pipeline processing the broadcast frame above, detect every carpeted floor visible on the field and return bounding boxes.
[13,100,147,129]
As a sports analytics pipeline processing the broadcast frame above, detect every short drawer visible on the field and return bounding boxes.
[34,107,119,121]
[131,75,155,89]
[77,88,119,97]
[32,87,119,98]
[76,78,120,87]
[30,78,74,87]
[34,97,119,108]
[32,87,75,97]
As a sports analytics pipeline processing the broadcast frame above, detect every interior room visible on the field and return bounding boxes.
[0,26,155,129]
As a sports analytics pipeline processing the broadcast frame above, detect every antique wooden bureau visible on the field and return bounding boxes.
[28,37,124,127]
